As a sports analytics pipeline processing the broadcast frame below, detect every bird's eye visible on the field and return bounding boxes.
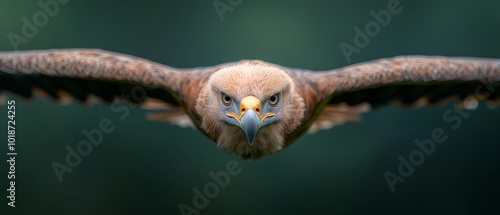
[221,93,232,106]
[268,94,280,107]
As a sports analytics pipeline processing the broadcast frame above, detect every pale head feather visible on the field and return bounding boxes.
[196,61,305,160]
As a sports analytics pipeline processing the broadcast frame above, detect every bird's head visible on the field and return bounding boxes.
[198,61,304,160]
[219,88,281,146]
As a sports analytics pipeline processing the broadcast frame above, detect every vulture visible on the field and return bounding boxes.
[1,49,499,160]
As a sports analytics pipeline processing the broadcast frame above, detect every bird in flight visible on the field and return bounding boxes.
[1,49,499,160]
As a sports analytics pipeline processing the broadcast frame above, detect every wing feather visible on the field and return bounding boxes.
[291,56,500,133]
[321,56,500,106]
[0,49,205,127]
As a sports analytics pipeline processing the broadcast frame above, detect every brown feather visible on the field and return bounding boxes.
[0,49,200,128]
[287,56,500,134]
[3,50,500,160]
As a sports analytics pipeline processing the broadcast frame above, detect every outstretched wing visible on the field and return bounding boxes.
[0,49,206,127]
[292,56,500,133]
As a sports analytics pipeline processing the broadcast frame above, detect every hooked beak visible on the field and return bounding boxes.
[240,108,260,145]
[225,96,275,146]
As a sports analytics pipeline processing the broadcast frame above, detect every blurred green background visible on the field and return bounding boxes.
[1,0,500,214]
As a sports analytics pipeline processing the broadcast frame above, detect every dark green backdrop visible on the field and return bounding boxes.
[1,0,500,214]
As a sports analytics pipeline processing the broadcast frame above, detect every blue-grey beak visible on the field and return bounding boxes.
[240,109,260,146]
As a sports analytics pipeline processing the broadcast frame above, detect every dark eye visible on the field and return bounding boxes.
[221,93,232,106]
[268,94,279,107]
